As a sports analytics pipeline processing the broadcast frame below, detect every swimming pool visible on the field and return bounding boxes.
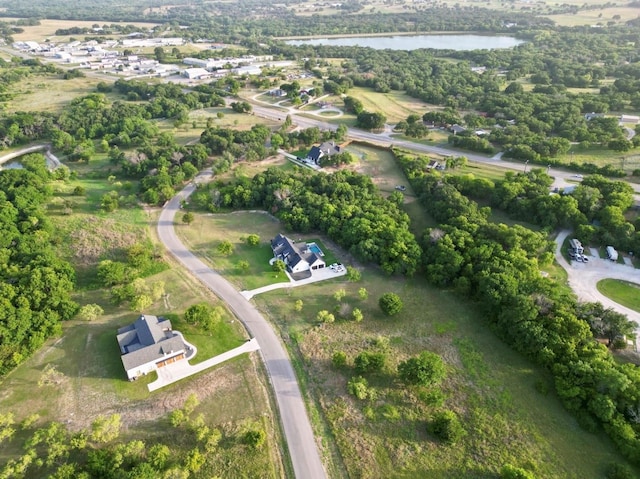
[307,242,324,256]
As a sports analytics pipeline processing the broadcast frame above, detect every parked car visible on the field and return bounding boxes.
[581,255,590,262]
[395,185,406,191]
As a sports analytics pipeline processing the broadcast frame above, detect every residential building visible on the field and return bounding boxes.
[271,234,326,274]
[116,314,186,380]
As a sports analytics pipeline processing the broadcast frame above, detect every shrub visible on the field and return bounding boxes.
[398,351,446,386]
[332,351,348,369]
[347,376,370,400]
[428,410,465,444]
[243,429,266,449]
[77,303,104,321]
[500,464,535,479]
[217,240,234,255]
[346,266,361,281]
[379,292,403,316]
[605,462,635,479]
[354,351,386,374]
[246,234,260,246]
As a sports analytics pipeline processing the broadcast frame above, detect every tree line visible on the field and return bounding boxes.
[0,156,77,376]
[395,149,640,465]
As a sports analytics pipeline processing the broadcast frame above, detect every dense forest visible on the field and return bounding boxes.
[0,156,77,376]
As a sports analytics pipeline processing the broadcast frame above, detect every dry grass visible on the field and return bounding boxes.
[5,74,106,113]
[348,87,431,123]
[545,7,640,27]
[2,18,159,42]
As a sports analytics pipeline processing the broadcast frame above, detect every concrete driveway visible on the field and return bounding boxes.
[555,230,640,326]
[148,338,260,392]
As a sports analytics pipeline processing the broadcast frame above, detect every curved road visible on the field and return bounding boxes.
[157,177,326,479]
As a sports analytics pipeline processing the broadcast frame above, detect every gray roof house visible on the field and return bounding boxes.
[306,141,341,165]
[116,314,186,380]
[271,234,326,275]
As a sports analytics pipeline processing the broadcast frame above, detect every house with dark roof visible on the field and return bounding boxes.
[306,141,341,165]
[116,314,186,380]
[271,234,326,274]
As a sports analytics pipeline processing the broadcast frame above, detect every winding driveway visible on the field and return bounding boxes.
[157,174,326,479]
[555,230,640,327]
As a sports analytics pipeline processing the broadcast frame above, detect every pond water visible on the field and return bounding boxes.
[285,34,524,51]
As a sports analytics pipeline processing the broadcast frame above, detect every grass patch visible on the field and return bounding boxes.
[176,211,294,290]
[347,86,433,123]
[597,279,640,313]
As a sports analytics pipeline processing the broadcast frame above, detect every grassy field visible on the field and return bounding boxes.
[597,279,640,313]
[2,18,159,42]
[5,74,108,113]
[348,87,431,123]
[253,265,635,478]
[346,143,415,197]
[176,210,343,291]
[545,7,640,27]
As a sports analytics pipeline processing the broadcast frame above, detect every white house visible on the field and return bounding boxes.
[271,234,325,274]
[117,315,186,380]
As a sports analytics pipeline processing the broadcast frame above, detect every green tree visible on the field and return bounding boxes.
[90,414,121,444]
[182,212,195,224]
[398,351,446,386]
[272,259,286,275]
[332,351,347,368]
[379,292,403,316]
[77,303,104,321]
[352,308,364,322]
[317,310,335,324]
[428,410,465,444]
[246,234,260,246]
[346,266,361,281]
[217,240,234,255]
[184,447,205,473]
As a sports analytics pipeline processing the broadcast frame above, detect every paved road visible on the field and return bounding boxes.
[157,175,326,479]
[248,101,640,198]
[555,230,640,327]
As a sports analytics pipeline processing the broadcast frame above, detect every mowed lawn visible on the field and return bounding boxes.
[177,211,297,290]
[254,268,637,478]
[597,279,640,313]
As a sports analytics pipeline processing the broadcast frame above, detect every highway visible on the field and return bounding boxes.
[157,177,327,479]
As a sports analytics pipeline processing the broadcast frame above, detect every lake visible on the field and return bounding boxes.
[285,34,524,51]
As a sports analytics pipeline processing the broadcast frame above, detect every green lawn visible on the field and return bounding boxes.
[597,279,640,313]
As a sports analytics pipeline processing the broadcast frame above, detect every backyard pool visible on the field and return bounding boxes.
[307,242,324,256]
